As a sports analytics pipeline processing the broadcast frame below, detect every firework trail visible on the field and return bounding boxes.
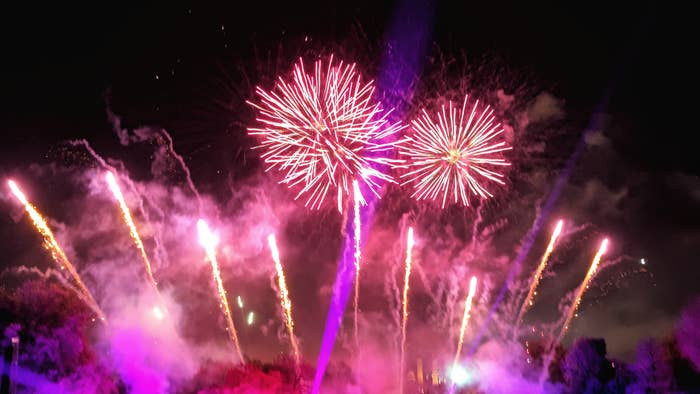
[6,180,106,321]
[248,55,405,212]
[267,234,301,363]
[454,276,478,366]
[399,227,415,394]
[515,220,564,328]
[197,219,244,363]
[556,238,609,344]
[352,180,362,346]
[105,172,165,308]
[399,95,511,208]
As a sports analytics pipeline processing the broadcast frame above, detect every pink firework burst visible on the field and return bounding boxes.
[400,95,511,208]
[248,55,405,211]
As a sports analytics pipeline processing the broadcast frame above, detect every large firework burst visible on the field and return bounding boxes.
[248,55,404,212]
[399,95,511,208]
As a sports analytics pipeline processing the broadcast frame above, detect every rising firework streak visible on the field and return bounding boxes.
[454,276,478,366]
[399,227,415,394]
[516,220,564,326]
[7,180,106,322]
[248,55,405,212]
[197,219,244,363]
[268,234,301,363]
[352,180,362,346]
[400,95,511,208]
[556,238,609,343]
[105,172,165,309]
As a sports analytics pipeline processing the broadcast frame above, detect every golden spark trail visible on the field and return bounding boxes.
[516,220,564,325]
[197,219,244,363]
[268,234,301,363]
[556,238,608,344]
[105,172,163,306]
[454,276,478,366]
[7,180,106,321]
[352,180,362,346]
[399,227,415,394]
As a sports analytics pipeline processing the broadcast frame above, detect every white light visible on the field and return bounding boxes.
[247,311,255,325]
[237,296,244,309]
[640,258,646,265]
[152,306,165,321]
[449,364,472,386]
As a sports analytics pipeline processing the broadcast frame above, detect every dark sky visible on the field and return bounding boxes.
[1,1,697,362]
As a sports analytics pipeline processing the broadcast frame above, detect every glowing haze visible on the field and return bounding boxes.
[248,55,405,212]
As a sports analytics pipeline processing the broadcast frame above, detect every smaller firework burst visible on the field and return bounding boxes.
[400,95,511,208]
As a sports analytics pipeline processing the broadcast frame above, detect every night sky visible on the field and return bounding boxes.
[1,0,696,364]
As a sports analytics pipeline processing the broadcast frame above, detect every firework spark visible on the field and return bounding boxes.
[105,172,164,306]
[7,180,106,321]
[152,306,165,321]
[352,180,362,346]
[197,219,244,362]
[454,276,478,366]
[267,233,301,363]
[556,238,609,343]
[400,95,511,208]
[248,55,405,212]
[515,220,564,326]
[399,227,415,394]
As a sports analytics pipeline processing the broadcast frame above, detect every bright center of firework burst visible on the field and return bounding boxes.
[247,55,405,211]
[446,148,462,164]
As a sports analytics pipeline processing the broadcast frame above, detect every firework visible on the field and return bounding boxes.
[152,306,165,321]
[247,311,255,326]
[400,95,511,208]
[454,276,478,366]
[352,180,362,345]
[197,219,244,362]
[399,227,415,393]
[556,238,609,343]
[105,172,164,307]
[7,180,106,321]
[515,220,564,325]
[248,55,405,212]
[267,233,301,363]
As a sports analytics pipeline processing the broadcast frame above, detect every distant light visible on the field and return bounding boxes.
[247,311,255,325]
[152,306,165,321]
[448,364,473,387]
[640,258,646,265]
[237,296,244,309]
